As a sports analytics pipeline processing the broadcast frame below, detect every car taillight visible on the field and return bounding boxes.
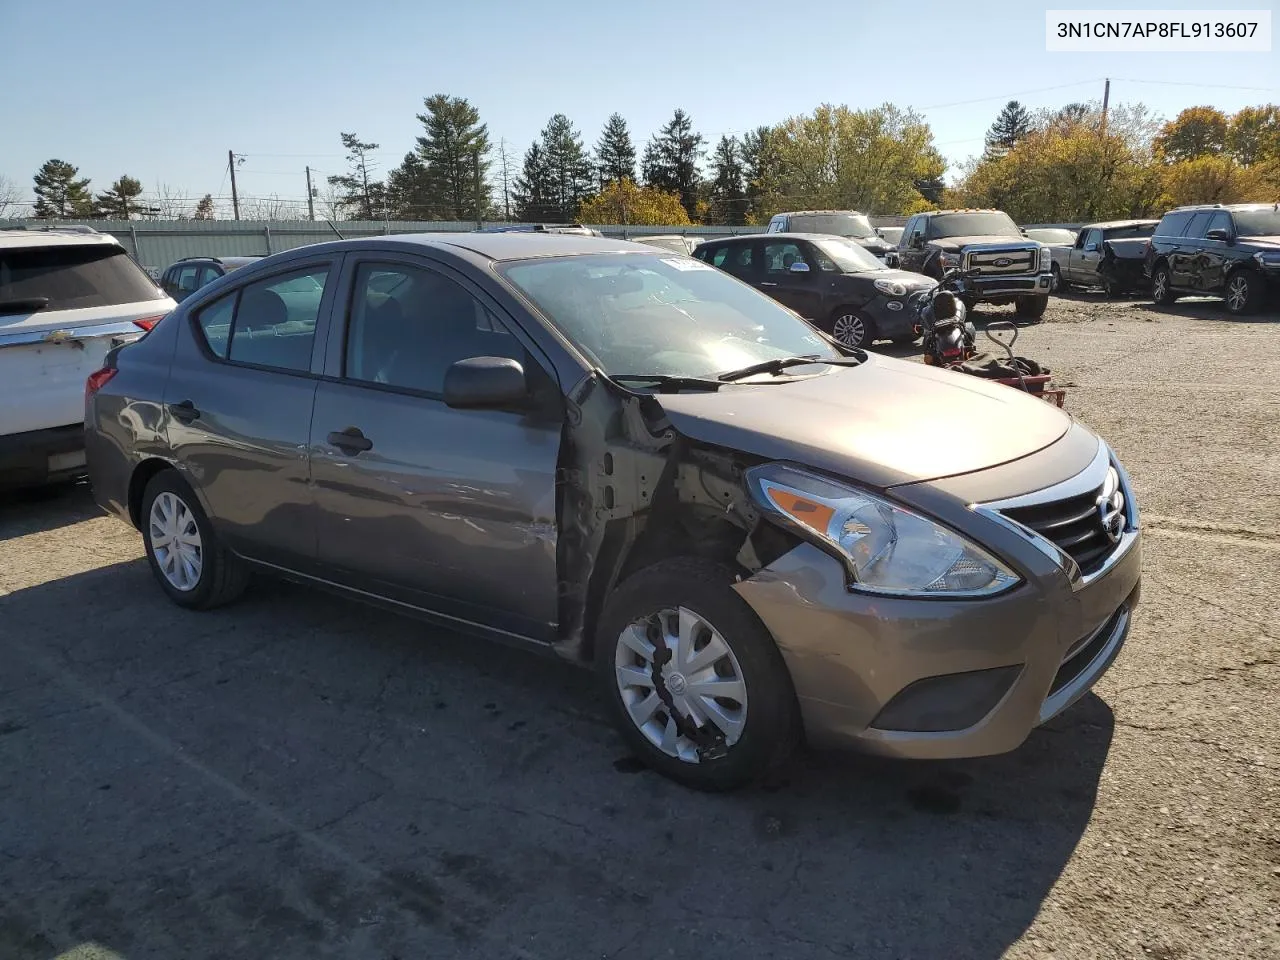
[85,367,117,404]
[133,315,166,331]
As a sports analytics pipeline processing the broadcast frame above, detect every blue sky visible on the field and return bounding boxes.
[2,0,1277,216]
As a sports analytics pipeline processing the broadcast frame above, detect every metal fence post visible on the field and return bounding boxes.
[264,225,272,255]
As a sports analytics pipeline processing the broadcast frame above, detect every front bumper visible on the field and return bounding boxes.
[733,444,1142,759]
[0,424,87,489]
[959,273,1053,302]
[863,294,918,339]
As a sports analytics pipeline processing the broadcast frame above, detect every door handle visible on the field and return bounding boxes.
[168,400,200,423]
[326,427,373,454]
[759,281,778,287]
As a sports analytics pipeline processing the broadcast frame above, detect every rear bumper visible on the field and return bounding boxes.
[0,424,86,488]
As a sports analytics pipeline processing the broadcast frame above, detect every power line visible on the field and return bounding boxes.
[1109,77,1279,93]
[919,79,1106,111]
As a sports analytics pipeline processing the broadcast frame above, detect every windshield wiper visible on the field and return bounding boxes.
[610,373,723,393]
[716,355,862,383]
[0,297,50,315]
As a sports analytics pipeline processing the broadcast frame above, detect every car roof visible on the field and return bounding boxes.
[239,232,656,265]
[0,229,123,251]
[1167,203,1279,213]
[693,233,846,242]
[1083,219,1158,230]
[773,209,869,218]
[919,209,1006,217]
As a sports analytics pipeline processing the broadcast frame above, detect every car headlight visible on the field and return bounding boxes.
[745,463,1021,597]
[1254,251,1280,267]
[1038,246,1051,270]
[940,252,961,267]
[874,278,908,297]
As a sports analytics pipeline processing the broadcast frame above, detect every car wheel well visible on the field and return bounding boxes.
[128,458,174,529]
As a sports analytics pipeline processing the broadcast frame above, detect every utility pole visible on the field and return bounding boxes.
[228,150,240,221]
[1100,78,1111,137]
[305,166,316,221]
[474,149,484,229]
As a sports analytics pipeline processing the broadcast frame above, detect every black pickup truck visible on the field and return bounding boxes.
[1050,220,1158,296]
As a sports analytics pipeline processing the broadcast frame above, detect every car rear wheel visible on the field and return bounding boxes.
[141,471,248,609]
[1224,270,1264,315]
[596,558,800,792]
[1015,295,1049,321]
[830,308,876,349]
[1050,264,1068,293]
[1151,264,1177,306]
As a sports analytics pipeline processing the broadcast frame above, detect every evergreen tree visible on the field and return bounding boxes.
[193,194,215,220]
[385,152,430,219]
[414,94,491,220]
[539,114,595,220]
[641,109,705,220]
[513,142,556,221]
[326,132,384,220]
[595,113,636,184]
[94,175,144,219]
[984,100,1033,157]
[707,135,746,224]
[32,159,92,218]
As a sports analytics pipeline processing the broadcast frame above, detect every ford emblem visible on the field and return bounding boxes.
[993,257,1012,267]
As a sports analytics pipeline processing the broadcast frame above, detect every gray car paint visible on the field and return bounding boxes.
[87,232,1141,761]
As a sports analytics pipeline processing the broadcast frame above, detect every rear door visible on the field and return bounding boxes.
[1172,212,1212,289]
[308,253,563,640]
[165,257,340,567]
[0,240,174,437]
[759,240,822,320]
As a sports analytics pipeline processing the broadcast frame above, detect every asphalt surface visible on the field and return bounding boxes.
[1,290,1277,960]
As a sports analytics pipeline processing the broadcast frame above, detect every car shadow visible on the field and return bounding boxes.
[0,560,1113,960]
[0,479,99,542]
[1131,299,1279,323]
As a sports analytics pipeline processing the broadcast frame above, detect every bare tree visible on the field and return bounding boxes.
[319,180,346,220]
[0,175,22,219]
[238,194,308,220]
[146,183,190,219]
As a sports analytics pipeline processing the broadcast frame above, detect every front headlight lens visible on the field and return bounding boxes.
[874,278,908,296]
[1038,246,1051,270]
[745,463,1020,596]
[1255,251,1280,266]
[941,252,961,266]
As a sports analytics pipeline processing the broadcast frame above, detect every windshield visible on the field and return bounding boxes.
[1233,208,1280,236]
[789,213,876,239]
[1026,228,1076,245]
[499,253,840,380]
[811,237,887,273]
[929,212,1021,239]
[1104,223,1156,240]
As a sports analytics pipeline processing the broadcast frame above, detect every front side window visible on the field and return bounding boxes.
[1206,212,1232,237]
[499,253,840,380]
[192,265,329,372]
[764,242,809,275]
[344,262,524,396]
[811,238,885,273]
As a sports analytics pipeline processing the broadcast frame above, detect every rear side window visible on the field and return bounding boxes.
[0,244,165,311]
[192,265,330,373]
[1156,211,1194,237]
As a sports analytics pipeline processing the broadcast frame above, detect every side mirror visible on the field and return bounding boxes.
[789,261,810,274]
[443,356,528,409]
[909,235,924,249]
[1085,242,1099,253]
[1206,228,1230,242]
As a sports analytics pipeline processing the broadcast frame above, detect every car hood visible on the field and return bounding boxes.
[1239,235,1280,250]
[656,352,1073,488]
[929,235,1040,251]
[844,235,892,250]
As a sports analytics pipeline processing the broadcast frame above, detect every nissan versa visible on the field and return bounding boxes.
[85,233,1142,791]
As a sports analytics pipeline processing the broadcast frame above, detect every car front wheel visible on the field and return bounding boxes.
[830,308,876,349]
[141,471,248,609]
[596,558,800,791]
[1224,270,1264,315]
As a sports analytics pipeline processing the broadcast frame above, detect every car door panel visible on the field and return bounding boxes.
[760,241,822,320]
[1201,212,1232,292]
[309,254,562,640]
[1172,212,1211,288]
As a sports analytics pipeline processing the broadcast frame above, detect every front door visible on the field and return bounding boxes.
[1071,228,1102,283]
[166,259,339,567]
[1171,211,1212,289]
[759,240,823,321]
[308,255,563,640]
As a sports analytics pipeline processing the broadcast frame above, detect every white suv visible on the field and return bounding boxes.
[0,228,176,488]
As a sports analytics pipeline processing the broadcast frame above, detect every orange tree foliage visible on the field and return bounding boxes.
[577,178,690,226]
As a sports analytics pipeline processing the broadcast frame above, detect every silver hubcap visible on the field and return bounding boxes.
[149,491,203,591]
[614,606,748,763]
[1227,276,1248,311]
[1050,267,1059,291]
[832,313,866,347]
[1153,272,1167,300]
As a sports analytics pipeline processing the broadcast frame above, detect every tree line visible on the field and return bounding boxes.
[9,96,1279,226]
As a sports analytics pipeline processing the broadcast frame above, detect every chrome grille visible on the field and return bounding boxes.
[1000,473,1121,575]
[965,246,1037,276]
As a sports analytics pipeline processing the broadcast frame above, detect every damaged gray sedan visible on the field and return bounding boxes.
[85,233,1142,791]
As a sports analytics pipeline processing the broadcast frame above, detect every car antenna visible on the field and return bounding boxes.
[324,220,346,240]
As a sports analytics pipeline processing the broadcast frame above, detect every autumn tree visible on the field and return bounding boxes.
[94,175,143,219]
[706,135,747,224]
[577,179,690,226]
[642,109,705,220]
[595,113,636,185]
[193,194,215,220]
[327,132,384,219]
[32,159,92,218]
[1159,155,1271,207]
[1227,105,1280,165]
[1153,107,1229,162]
[984,101,1032,158]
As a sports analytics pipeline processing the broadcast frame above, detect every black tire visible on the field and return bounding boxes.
[1224,269,1265,316]
[1050,264,1068,293]
[140,470,248,610]
[1151,264,1177,306]
[829,307,877,349]
[1015,294,1049,321]
[595,558,801,792]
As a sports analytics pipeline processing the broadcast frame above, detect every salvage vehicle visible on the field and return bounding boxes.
[896,209,1054,319]
[766,211,894,261]
[86,233,1142,791]
[1050,221,1157,296]
[1145,203,1280,315]
[692,233,933,348]
[1,227,175,489]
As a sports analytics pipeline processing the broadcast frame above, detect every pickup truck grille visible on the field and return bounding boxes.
[964,247,1038,276]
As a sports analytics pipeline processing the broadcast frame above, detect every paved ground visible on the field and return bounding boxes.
[1,291,1277,960]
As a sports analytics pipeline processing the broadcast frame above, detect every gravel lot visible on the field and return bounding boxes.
[1,291,1277,960]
